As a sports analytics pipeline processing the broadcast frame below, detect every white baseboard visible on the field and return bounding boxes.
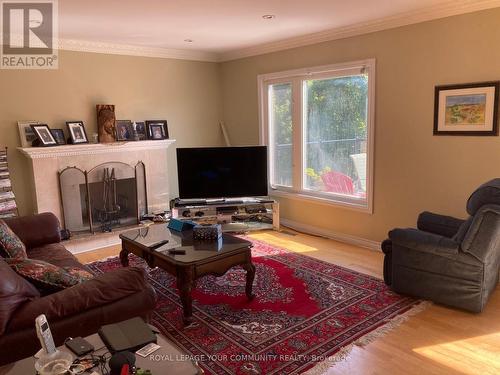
[280,221,499,286]
[280,218,381,251]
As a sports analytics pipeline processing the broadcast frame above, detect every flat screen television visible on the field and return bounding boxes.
[176,146,268,199]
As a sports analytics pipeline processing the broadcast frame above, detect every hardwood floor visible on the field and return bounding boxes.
[76,229,500,375]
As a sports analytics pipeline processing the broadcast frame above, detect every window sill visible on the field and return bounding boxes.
[269,189,373,214]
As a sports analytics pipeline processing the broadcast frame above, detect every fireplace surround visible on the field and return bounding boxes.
[19,140,175,232]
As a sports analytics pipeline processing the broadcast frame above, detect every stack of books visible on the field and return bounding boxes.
[0,179,11,189]
[0,148,18,219]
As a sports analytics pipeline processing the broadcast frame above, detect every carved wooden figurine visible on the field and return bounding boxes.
[97,104,116,143]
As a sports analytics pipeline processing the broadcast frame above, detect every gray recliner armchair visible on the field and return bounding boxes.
[382,179,500,312]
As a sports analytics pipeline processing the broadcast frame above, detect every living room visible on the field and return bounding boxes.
[1,1,499,374]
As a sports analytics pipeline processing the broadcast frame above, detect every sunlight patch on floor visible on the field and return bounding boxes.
[413,332,500,375]
[247,232,319,253]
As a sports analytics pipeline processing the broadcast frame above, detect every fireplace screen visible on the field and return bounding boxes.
[59,162,147,233]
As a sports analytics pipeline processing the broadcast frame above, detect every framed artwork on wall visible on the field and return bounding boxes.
[434,81,499,136]
[66,121,89,144]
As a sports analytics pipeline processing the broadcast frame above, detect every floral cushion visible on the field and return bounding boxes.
[63,267,95,284]
[0,220,27,259]
[5,258,93,291]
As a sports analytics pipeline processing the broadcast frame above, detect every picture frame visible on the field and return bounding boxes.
[30,124,58,147]
[134,121,147,140]
[17,121,39,147]
[66,121,89,144]
[50,129,66,145]
[146,120,169,140]
[434,81,499,136]
[115,120,134,141]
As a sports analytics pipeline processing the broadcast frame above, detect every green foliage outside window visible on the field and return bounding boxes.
[271,74,368,192]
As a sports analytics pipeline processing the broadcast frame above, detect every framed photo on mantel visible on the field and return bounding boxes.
[434,81,499,136]
[134,121,147,140]
[115,120,134,141]
[66,121,89,144]
[50,129,66,145]
[17,120,39,147]
[30,124,57,147]
[146,120,169,140]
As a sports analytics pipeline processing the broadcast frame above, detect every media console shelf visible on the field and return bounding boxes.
[171,198,279,232]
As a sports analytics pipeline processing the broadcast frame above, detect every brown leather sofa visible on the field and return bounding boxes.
[0,213,157,365]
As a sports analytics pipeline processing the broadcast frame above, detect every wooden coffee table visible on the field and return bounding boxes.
[119,225,255,325]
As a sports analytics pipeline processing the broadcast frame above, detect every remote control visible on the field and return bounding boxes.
[136,343,161,357]
[149,239,169,250]
[35,314,56,355]
[168,249,186,255]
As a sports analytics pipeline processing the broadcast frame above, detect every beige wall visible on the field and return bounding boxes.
[0,51,223,215]
[219,8,500,242]
[3,8,500,241]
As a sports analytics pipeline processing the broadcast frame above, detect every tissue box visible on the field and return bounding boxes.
[193,224,222,241]
[167,218,196,232]
[194,237,223,251]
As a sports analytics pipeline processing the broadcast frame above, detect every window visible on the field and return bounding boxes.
[259,59,375,212]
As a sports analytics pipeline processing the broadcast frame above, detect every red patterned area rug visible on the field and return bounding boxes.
[87,237,426,374]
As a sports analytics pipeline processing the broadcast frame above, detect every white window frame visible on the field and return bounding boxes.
[258,59,376,214]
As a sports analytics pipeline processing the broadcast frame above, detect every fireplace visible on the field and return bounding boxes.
[18,139,175,240]
[59,161,147,233]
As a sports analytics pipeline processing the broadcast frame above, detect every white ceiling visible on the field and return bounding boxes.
[58,0,500,61]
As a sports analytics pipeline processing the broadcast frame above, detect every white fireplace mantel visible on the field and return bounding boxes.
[19,139,176,228]
[18,139,176,159]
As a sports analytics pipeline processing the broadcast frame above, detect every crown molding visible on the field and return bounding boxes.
[218,0,500,62]
[3,1,498,63]
[18,139,176,159]
[58,39,219,62]
[0,35,219,62]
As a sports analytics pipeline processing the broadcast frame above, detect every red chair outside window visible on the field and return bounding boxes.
[321,170,354,195]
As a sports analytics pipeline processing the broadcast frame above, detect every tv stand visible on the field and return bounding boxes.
[174,197,268,206]
[206,198,225,204]
[171,198,279,232]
